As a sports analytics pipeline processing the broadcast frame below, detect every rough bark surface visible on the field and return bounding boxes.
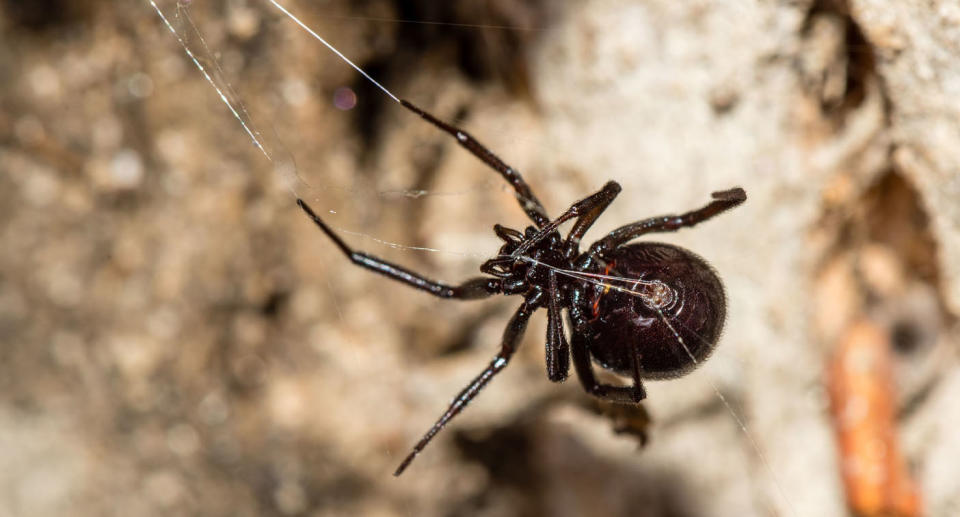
[0,1,957,516]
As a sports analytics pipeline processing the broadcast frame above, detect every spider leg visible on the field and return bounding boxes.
[562,181,621,257]
[569,320,647,404]
[586,187,746,259]
[545,270,570,382]
[509,181,622,259]
[298,199,500,299]
[394,299,537,476]
[400,99,550,227]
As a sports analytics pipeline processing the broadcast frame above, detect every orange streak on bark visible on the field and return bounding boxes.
[827,320,922,517]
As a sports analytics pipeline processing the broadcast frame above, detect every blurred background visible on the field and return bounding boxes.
[2,0,959,516]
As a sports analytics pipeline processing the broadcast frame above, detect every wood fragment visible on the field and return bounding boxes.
[827,319,922,517]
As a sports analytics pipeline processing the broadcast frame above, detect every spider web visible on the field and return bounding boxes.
[145,1,798,516]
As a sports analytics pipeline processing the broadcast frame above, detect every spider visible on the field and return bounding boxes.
[296,99,747,476]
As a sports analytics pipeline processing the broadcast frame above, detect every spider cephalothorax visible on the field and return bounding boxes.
[482,225,571,293]
[297,99,746,476]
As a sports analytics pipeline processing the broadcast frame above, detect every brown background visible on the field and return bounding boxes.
[1,1,959,516]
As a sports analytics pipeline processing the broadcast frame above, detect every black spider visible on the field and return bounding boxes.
[297,99,747,476]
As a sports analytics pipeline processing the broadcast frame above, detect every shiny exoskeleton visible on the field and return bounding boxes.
[297,99,746,476]
[572,243,726,381]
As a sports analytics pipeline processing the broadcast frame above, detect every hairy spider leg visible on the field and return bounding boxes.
[585,187,747,260]
[545,270,570,382]
[394,298,538,476]
[400,99,551,228]
[297,199,500,299]
[567,187,746,403]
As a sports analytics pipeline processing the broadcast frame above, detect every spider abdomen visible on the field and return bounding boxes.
[575,242,726,380]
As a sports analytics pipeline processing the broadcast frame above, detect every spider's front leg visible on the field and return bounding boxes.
[508,181,622,259]
[297,199,500,299]
[400,99,551,228]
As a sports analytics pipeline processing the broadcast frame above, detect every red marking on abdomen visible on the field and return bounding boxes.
[590,261,616,318]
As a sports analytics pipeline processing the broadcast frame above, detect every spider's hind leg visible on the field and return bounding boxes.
[571,335,647,403]
[568,306,647,404]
